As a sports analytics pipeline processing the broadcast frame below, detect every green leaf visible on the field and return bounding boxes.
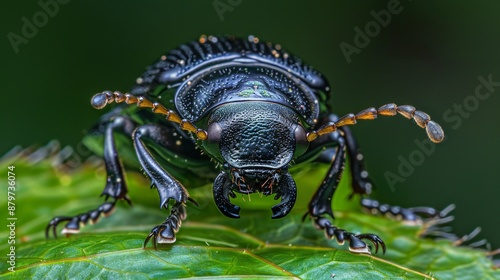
[0,157,498,279]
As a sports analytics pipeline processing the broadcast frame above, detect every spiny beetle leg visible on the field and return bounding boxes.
[101,116,136,202]
[133,124,192,209]
[308,133,346,220]
[133,123,197,247]
[46,116,136,239]
[306,116,385,254]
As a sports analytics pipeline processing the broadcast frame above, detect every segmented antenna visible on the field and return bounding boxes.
[306,103,445,143]
[91,91,208,140]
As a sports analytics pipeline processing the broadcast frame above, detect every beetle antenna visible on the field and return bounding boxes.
[306,103,444,143]
[91,91,208,140]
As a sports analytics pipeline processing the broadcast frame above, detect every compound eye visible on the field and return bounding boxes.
[203,122,223,158]
[293,124,309,158]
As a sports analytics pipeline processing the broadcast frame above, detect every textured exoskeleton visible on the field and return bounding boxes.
[47,35,446,254]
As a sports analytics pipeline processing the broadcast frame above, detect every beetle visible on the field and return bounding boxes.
[46,35,446,254]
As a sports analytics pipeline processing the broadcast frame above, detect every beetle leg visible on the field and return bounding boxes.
[338,126,375,197]
[133,124,196,247]
[46,202,116,238]
[46,116,136,238]
[360,197,453,225]
[101,116,136,202]
[307,133,385,254]
[134,124,193,208]
[313,216,386,254]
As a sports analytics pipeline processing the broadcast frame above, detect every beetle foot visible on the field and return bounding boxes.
[313,216,386,254]
[361,198,451,225]
[46,201,116,238]
[144,202,186,249]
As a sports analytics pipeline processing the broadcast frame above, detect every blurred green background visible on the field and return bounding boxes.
[1,0,499,250]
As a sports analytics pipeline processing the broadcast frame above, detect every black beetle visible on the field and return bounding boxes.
[47,35,445,254]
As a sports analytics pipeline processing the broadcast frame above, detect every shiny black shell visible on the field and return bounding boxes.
[130,35,330,126]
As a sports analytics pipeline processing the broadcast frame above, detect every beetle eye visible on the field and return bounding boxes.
[293,124,309,158]
[203,122,223,158]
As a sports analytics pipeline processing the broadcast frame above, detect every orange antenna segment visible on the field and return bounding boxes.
[91,91,208,140]
[306,103,444,144]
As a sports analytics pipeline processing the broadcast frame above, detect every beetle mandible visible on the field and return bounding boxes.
[46,35,446,254]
